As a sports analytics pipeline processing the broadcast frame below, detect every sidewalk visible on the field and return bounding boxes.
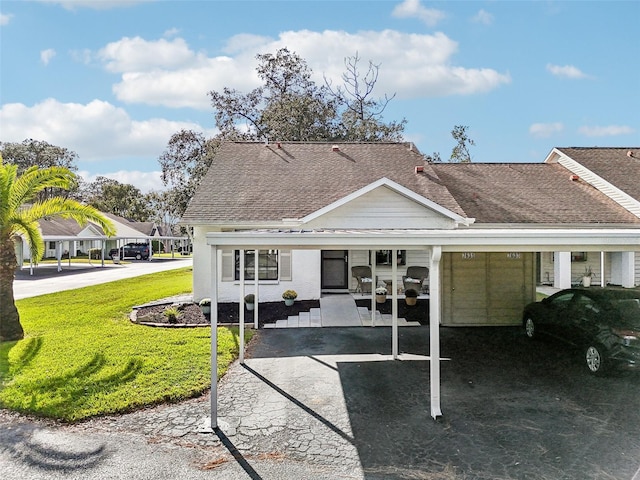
[13,257,193,300]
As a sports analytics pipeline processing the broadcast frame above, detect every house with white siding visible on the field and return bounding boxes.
[181,142,640,327]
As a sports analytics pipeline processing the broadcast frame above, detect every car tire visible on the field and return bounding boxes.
[524,317,536,339]
[585,344,608,375]
[135,253,142,260]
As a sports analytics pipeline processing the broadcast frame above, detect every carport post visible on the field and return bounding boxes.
[370,250,376,327]
[392,249,398,359]
[429,246,442,418]
[239,249,245,364]
[210,245,219,429]
[254,249,259,329]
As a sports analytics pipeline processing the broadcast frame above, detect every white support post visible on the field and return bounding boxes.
[210,245,219,430]
[239,249,245,364]
[392,249,398,359]
[57,241,62,272]
[611,251,635,288]
[370,250,376,327]
[429,246,442,419]
[254,249,259,329]
[600,252,606,287]
[553,252,572,289]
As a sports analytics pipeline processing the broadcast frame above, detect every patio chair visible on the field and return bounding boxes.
[352,266,373,294]
[403,266,429,294]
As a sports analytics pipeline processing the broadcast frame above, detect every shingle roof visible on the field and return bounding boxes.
[182,142,466,223]
[182,142,640,226]
[556,147,640,201]
[430,163,640,224]
[38,217,86,236]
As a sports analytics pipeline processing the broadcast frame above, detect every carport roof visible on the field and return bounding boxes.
[206,227,640,252]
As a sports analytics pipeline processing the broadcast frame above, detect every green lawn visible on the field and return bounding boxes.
[0,267,252,422]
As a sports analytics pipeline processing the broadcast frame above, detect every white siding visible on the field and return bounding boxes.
[304,186,456,230]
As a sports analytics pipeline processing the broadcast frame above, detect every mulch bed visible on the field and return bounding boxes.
[355,298,430,325]
[132,300,320,328]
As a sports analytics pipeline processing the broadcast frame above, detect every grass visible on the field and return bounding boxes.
[0,267,253,422]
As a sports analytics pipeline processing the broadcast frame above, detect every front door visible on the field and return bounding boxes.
[321,250,348,290]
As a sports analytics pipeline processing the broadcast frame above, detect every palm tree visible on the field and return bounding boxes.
[0,156,116,342]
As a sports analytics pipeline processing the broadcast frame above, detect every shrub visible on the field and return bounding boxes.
[282,290,297,300]
[199,298,211,306]
[163,307,180,324]
[375,287,387,295]
[244,294,255,303]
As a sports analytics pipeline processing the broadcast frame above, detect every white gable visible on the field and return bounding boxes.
[301,179,468,230]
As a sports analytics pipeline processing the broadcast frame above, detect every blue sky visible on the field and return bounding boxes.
[1,0,638,192]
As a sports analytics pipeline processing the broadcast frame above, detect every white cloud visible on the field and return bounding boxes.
[102,30,510,110]
[546,64,588,79]
[578,125,634,137]
[529,122,564,138]
[98,36,199,73]
[392,0,446,27]
[79,169,164,193]
[40,48,56,66]
[1,13,12,26]
[472,9,494,25]
[163,27,180,38]
[0,98,214,162]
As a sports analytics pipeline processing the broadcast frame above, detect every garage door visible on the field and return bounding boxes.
[442,252,535,326]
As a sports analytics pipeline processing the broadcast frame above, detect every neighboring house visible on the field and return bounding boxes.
[21,217,107,262]
[542,147,640,288]
[19,212,188,267]
[181,142,640,327]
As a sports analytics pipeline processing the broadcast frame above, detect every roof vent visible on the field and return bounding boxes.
[415,166,424,173]
[332,145,340,152]
[570,174,580,181]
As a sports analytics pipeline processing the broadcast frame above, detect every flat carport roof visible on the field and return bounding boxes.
[204,227,640,429]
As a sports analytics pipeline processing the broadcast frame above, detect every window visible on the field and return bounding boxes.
[571,252,587,262]
[48,241,56,250]
[374,250,406,266]
[235,250,279,280]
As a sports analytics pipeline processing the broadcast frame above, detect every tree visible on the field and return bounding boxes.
[158,130,220,217]
[0,139,81,200]
[449,125,475,163]
[0,156,116,341]
[325,52,406,141]
[0,139,78,173]
[424,125,475,163]
[209,48,340,141]
[84,177,151,221]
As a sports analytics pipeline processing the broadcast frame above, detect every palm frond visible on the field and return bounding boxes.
[25,197,117,237]
[10,217,44,261]
[9,165,76,211]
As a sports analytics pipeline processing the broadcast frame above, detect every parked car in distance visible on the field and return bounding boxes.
[109,242,150,261]
[523,287,640,375]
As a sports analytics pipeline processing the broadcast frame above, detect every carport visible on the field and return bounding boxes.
[204,227,640,429]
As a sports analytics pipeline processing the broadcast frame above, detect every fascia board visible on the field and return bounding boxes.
[206,228,640,251]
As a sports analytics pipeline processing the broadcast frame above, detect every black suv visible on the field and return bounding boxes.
[109,242,150,260]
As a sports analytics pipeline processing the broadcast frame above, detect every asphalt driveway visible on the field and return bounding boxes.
[2,326,639,479]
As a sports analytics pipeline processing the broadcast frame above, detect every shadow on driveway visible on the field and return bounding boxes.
[239,326,640,479]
